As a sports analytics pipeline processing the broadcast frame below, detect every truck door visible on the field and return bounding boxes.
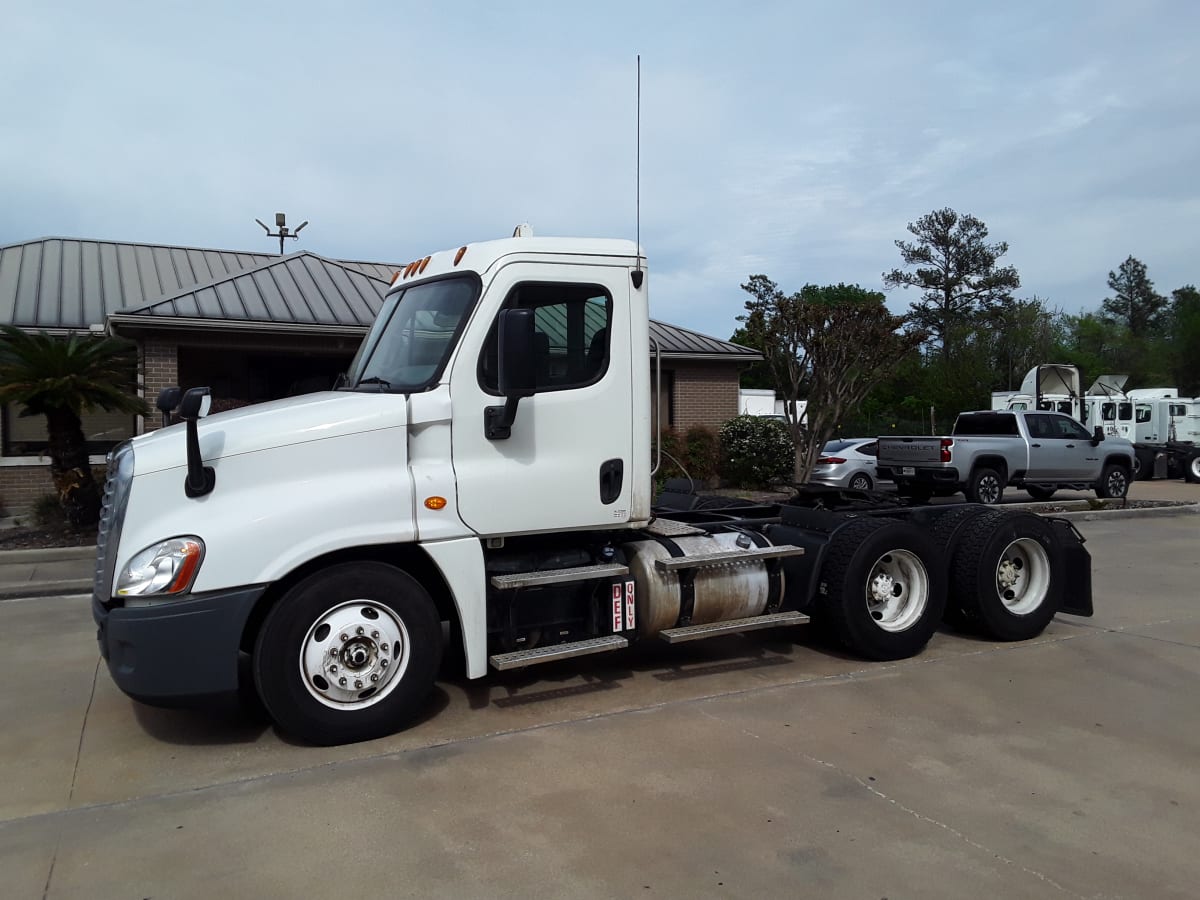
[449,262,635,536]
[1034,414,1102,480]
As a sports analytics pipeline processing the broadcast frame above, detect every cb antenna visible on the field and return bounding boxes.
[255,212,309,255]
[632,54,644,289]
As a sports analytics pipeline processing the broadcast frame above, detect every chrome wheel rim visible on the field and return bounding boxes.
[850,475,871,491]
[978,475,1001,504]
[1190,457,1200,479]
[300,600,410,710]
[865,549,929,633]
[995,538,1051,615]
[1106,469,1127,497]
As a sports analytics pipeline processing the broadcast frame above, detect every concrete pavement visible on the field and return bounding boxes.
[0,516,1197,897]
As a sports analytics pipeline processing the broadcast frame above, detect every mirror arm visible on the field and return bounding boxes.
[484,397,522,441]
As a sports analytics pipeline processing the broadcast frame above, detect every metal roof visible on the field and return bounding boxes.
[110,252,387,330]
[649,319,759,360]
[0,236,759,359]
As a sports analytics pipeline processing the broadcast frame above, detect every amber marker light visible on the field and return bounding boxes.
[453,246,468,266]
[390,271,402,285]
[419,255,431,273]
[424,496,448,510]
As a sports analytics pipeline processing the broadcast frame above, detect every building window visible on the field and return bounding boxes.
[2,404,135,456]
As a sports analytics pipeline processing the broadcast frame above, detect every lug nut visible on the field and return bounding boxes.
[330,665,338,673]
[370,674,379,683]
[381,659,389,668]
[378,643,388,654]
[338,677,347,686]
[356,626,364,635]
[371,630,380,639]
[340,633,348,642]
[355,679,363,689]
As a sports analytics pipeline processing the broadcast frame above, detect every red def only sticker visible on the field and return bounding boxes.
[612,584,624,632]
[624,581,636,631]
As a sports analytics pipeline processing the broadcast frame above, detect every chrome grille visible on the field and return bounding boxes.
[93,442,133,605]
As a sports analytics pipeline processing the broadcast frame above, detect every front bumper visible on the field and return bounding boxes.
[93,585,265,707]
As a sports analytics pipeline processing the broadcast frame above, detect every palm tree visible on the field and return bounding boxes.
[0,326,147,529]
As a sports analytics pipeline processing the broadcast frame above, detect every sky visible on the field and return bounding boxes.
[2,1,1197,342]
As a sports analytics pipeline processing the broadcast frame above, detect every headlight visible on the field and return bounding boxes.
[116,537,204,603]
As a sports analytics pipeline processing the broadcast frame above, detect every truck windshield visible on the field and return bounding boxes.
[346,276,479,392]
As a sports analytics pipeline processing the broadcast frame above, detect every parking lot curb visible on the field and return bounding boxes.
[0,579,93,601]
[1048,502,1200,522]
[0,546,95,563]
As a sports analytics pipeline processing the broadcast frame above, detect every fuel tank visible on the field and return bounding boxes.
[621,532,773,637]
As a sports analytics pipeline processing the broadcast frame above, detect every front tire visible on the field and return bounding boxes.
[816,519,947,660]
[949,511,1061,641]
[1095,463,1130,499]
[254,562,443,746]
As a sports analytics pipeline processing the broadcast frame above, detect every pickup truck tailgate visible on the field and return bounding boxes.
[877,437,945,466]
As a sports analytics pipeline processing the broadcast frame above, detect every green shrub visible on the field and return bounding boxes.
[33,493,66,529]
[719,415,795,489]
[655,425,721,489]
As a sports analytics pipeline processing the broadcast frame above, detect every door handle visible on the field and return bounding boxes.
[1065,444,1075,448]
[1031,443,1041,448]
[599,459,624,505]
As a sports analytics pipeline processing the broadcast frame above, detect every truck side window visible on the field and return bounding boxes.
[1135,405,1152,424]
[1100,402,1116,421]
[479,282,612,394]
[1118,402,1133,421]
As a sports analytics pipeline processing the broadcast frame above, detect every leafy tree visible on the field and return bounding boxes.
[0,327,147,528]
[739,277,926,482]
[1101,256,1166,338]
[727,326,774,390]
[882,208,1020,362]
[985,296,1067,391]
[1167,285,1200,395]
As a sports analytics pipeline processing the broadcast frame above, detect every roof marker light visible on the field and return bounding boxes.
[454,246,467,266]
[419,255,431,273]
[390,272,402,285]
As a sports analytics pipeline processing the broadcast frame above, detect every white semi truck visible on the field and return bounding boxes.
[1000,365,1200,482]
[92,231,1095,745]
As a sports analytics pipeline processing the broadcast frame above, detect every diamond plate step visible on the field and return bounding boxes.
[660,610,809,644]
[489,635,629,671]
[643,518,706,537]
[489,562,630,590]
[653,545,804,572]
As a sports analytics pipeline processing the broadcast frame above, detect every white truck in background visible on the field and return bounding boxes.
[92,231,1096,745]
[999,365,1200,483]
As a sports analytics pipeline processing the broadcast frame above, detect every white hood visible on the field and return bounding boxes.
[130,391,409,475]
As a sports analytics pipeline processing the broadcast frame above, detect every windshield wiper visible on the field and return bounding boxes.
[357,376,392,391]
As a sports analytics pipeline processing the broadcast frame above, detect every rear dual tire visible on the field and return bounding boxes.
[815,519,947,660]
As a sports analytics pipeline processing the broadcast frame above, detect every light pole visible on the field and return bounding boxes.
[255,212,309,255]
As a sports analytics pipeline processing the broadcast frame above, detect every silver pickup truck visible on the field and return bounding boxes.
[876,410,1135,504]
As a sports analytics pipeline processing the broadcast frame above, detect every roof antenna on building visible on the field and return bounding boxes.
[255,212,309,255]
[631,54,644,290]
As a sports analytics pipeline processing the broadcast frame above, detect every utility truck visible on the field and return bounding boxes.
[92,230,1095,745]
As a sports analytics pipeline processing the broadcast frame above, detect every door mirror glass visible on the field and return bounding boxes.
[498,308,536,398]
[1092,425,1105,444]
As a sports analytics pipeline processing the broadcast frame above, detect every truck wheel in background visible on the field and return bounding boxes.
[1133,448,1155,481]
[815,519,947,660]
[1186,453,1200,483]
[848,473,873,491]
[966,467,1004,505]
[949,511,1061,641]
[1095,463,1130,499]
[253,562,443,746]
[1025,485,1057,501]
[929,506,993,630]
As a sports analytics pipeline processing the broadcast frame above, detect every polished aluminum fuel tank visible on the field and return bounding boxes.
[622,532,773,637]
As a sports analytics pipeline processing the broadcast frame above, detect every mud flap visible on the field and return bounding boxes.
[1048,518,1093,617]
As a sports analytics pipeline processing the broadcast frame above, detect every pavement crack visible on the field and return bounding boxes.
[41,655,100,899]
[694,705,1089,900]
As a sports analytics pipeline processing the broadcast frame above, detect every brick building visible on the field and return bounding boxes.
[0,236,760,513]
